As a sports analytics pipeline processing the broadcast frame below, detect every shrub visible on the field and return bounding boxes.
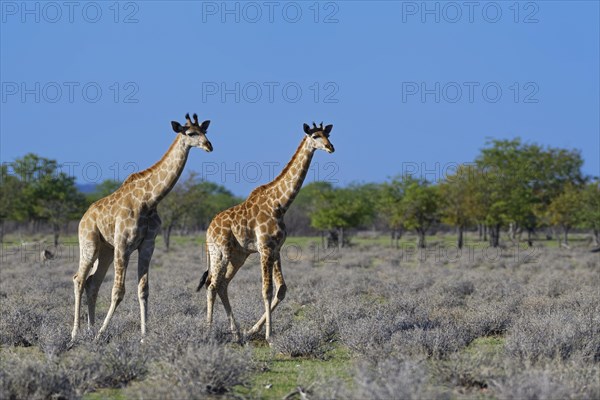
[0,299,44,347]
[351,359,447,400]
[490,362,600,400]
[391,319,475,359]
[1,240,598,398]
[97,341,148,387]
[139,342,251,396]
[0,354,77,400]
[505,293,600,363]
[272,321,329,359]
[337,306,397,360]
[37,316,71,359]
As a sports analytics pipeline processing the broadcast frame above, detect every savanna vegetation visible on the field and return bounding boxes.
[1,235,598,399]
[1,137,598,399]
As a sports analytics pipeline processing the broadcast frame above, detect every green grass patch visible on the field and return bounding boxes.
[235,343,353,399]
[465,336,505,356]
[83,388,128,400]
[0,345,46,361]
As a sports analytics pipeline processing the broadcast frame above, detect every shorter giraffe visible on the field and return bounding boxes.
[71,114,213,341]
[197,122,334,342]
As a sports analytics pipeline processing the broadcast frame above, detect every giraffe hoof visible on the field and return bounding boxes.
[243,330,257,341]
[93,332,105,342]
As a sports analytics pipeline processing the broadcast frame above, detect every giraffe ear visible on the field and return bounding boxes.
[324,124,333,134]
[200,120,210,131]
[171,121,184,133]
[303,123,311,135]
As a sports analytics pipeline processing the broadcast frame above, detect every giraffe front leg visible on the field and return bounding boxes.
[258,248,275,343]
[247,255,286,337]
[71,239,98,342]
[96,245,129,340]
[137,238,155,340]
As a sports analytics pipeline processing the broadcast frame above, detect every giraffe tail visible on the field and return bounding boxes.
[196,270,209,292]
[197,243,211,292]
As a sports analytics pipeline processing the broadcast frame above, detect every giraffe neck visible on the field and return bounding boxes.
[269,136,315,212]
[143,135,190,208]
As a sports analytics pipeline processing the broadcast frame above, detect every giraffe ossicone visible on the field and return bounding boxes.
[70,113,213,342]
[197,122,335,343]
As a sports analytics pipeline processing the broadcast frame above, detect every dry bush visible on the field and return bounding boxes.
[0,352,76,400]
[127,342,251,398]
[271,320,331,359]
[0,289,46,347]
[505,289,600,363]
[0,237,598,398]
[490,361,600,400]
[350,359,448,400]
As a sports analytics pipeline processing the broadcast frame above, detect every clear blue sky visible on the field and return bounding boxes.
[1,1,598,196]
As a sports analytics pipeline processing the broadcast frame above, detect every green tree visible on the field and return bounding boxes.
[158,172,238,251]
[32,172,86,246]
[310,185,373,250]
[528,145,585,241]
[476,139,530,246]
[579,181,600,246]
[0,164,25,241]
[186,180,239,230]
[547,184,583,247]
[378,177,408,248]
[398,176,440,249]
[286,181,334,235]
[159,181,189,252]
[439,164,479,249]
[475,139,584,247]
[2,154,86,242]
[10,154,58,223]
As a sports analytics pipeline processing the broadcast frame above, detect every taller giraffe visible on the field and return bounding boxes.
[71,113,213,341]
[197,122,334,342]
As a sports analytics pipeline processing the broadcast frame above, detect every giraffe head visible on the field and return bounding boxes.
[171,113,213,152]
[303,122,335,153]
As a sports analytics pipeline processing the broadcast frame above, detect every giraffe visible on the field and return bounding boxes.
[71,113,213,342]
[196,122,334,342]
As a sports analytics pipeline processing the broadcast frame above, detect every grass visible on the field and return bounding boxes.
[236,343,353,399]
[76,343,353,400]
[465,336,505,358]
[1,233,598,399]
[83,388,128,400]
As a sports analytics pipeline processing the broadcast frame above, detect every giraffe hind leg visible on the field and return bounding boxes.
[84,245,113,332]
[206,248,228,330]
[217,248,248,341]
[71,237,99,341]
[217,284,240,342]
